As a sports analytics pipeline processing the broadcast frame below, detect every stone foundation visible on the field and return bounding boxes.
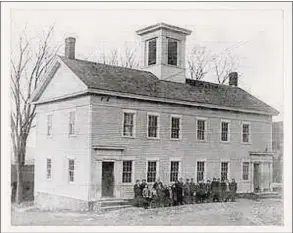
[34,192,89,211]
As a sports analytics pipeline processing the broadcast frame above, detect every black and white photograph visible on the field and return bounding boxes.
[1,1,292,232]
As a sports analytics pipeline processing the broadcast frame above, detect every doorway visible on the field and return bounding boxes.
[254,163,260,193]
[102,162,114,197]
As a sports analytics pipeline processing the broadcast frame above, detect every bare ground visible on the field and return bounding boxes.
[11,198,283,226]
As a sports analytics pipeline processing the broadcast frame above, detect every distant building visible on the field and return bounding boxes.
[31,23,279,210]
[272,121,283,183]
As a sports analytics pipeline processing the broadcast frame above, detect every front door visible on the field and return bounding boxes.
[102,162,114,197]
[254,163,260,192]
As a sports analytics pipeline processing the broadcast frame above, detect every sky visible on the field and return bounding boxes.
[10,3,284,122]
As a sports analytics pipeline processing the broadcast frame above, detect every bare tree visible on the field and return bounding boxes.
[95,44,139,68]
[187,45,211,80]
[10,26,58,204]
[211,52,239,84]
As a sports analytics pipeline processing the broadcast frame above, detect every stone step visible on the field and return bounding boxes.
[93,204,132,212]
[254,192,281,199]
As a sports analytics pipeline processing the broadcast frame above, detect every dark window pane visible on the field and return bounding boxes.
[148,39,156,65]
[147,161,157,182]
[170,161,179,182]
[168,39,178,66]
[122,160,132,183]
[171,117,180,139]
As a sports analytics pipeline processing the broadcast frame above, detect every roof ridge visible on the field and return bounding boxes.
[58,55,156,76]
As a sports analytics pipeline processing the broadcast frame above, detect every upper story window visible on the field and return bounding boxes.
[221,120,230,142]
[123,111,136,137]
[69,111,76,135]
[147,113,159,139]
[122,160,133,183]
[46,158,52,179]
[68,159,75,183]
[242,123,250,143]
[197,119,207,141]
[168,38,178,66]
[47,114,53,136]
[171,116,181,139]
[148,38,157,66]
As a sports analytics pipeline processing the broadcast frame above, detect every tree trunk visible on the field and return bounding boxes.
[15,163,24,204]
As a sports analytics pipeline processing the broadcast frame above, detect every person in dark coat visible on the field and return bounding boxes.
[153,178,163,190]
[190,178,196,204]
[176,179,184,205]
[183,179,191,204]
[171,183,178,206]
[140,179,147,195]
[196,180,206,203]
[229,179,237,202]
[220,178,227,202]
[205,180,212,203]
[133,179,142,207]
[211,177,220,202]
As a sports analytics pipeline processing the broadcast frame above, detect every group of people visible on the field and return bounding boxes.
[133,177,238,209]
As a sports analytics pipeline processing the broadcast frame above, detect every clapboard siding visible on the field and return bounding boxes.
[90,95,272,195]
[35,96,91,201]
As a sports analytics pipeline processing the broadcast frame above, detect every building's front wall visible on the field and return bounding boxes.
[89,94,273,200]
[34,96,92,210]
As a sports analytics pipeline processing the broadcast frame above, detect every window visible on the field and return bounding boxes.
[170,161,179,182]
[171,117,180,139]
[197,161,205,183]
[242,162,249,180]
[122,161,133,183]
[69,111,76,135]
[47,114,52,136]
[123,112,135,137]
[197,119,206,141]
[221,162,229,181]
[168,38,178,66]
[148,39,156,65]
[46,158,52,179]
[147,161,157,183]
[68,159,75,182]
[148,114,159,138]
[221,121,230,142]
[242,123,250,143]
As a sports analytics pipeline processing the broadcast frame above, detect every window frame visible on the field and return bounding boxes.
[195,159,207,183]
[196,117,208,142]
[146,158,160,183]
[241,121,251,144]
[220,119,231,143]
[68,158,75,184]
[169,159,182,182]
[68,110,76,137]
[122,109,136,138]
[147,38,157,66]
[241,160,250,181]
[170,114,182,140]
[46,114,53,137]
[46,158,52,180]
[147,112,160,139]
[122,160,134,184]
[220,160,230,181]
[167,37,179,66]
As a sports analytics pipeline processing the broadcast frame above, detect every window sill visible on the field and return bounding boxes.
[220,141,230,144]
[121,182,135,186]
[147,137,160,140]
[170,138,181,141]
[242,142,252,145]
[196,139,208,143]
[69,134,77,138]
[122,135,136,139]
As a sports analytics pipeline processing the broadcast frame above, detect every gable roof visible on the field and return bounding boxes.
[42,56,278,116]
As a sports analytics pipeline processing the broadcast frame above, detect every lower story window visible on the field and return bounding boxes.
[221,162,229,181]
[147,161,157,183]
[122,161,133,183]
[242,162,249,180]
[197,161,205,182]
[68,159,75,182]
[170,161,179,182]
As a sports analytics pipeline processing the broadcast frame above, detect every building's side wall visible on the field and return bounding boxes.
[34,96,91,210]
[90,95,272,199]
